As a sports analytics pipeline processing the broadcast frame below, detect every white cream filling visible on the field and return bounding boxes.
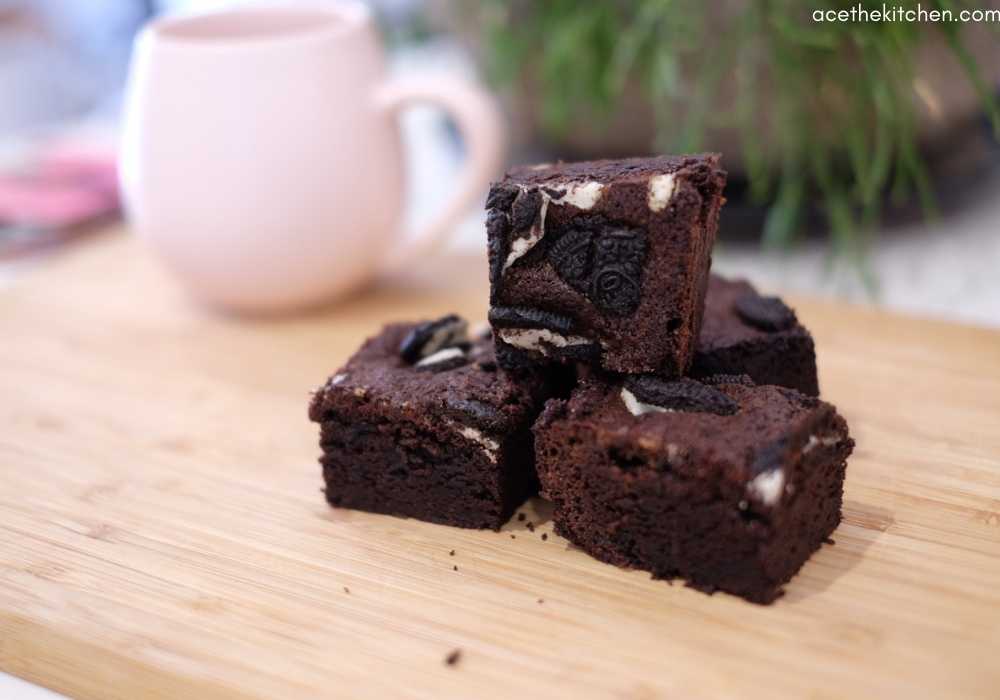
[458,426,500,461]
[620,388,674,417]
[802,433,842,454]
[747,468,785,506]
[503,194,549,272]
[415,346,465,367]
[330,373,347,386]
[497,328,592,354]
[442,419,498,462]
[422,319,468,357]
[552,181,605,210]
[745,434,840,508]
[647,173,676,212]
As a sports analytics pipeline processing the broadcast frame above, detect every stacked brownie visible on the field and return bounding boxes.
[310,154,853,604]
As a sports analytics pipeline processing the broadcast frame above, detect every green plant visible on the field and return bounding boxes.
[472,0,1000,273]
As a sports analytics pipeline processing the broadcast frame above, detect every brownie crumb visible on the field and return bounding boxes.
[343,587,350,594]
[449,549,455,556]
[510,534,516,539]
[445,649,462,667]
[453,565,458,571]
[824,537,836,545]
[526,522,535,532]
[517,513,526,522]
[541,533,548,541]
[537,598,544,604]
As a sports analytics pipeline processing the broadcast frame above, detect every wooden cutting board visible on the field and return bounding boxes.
[1,230,999,700]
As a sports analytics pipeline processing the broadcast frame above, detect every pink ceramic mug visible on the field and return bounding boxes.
[120,2,503,313]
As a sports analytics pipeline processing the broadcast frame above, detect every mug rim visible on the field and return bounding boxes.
[144,1,370,49]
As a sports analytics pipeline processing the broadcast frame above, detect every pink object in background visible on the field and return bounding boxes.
[0,150,119,258]
[120,1,505,314]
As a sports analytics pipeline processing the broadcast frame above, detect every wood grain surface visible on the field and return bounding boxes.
[1,230,999,699]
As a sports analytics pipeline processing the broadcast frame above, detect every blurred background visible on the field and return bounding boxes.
[1,0,999,324]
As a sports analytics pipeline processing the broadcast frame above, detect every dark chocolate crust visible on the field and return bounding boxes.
[694,275,820,396]
[309,320,552,530]
[487,154,727,376]
[534,377,853,603]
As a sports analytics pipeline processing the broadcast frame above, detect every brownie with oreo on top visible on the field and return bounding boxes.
[693,274,819,396]
[534,374,853,604]
[308,315,553,530]
[486,154,726,376]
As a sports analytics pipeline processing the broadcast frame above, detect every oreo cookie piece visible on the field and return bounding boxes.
[623,376,738,416]
[445,397,509,431]
[590,228,645,316]
[750,438,788,476]
[488,306,576,334]
[485,182,519,211]
[734,293,797,332]
[548,228,593,292]
[702,373,756,387]
[510,189,543,232]
[399,315,469,364]
[486,209,511,299]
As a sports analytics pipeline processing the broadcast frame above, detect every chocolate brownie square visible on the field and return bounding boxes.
[534,375,853,603]
[486,154,726,376]
[693,274,820,396]
[309,316,553,530]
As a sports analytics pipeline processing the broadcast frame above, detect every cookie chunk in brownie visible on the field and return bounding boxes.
[534,375,853,604]
[486,154,726,376]
[693,274,819,395]
[309,316,553,530]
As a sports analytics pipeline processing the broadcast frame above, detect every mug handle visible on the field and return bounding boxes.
[375,76,505,272]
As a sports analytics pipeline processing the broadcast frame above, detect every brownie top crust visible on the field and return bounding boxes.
[536,377,847,506]
[699,274,808,352]
[504,154,721,188]
[309,318,546,436]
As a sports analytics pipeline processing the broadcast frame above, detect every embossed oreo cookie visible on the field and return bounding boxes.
[590,229,645,315]
[399,314,469,364]
[623,376,738,416]
[547,224,646,316]
[734,293,797,332]
[548,228,592,292]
